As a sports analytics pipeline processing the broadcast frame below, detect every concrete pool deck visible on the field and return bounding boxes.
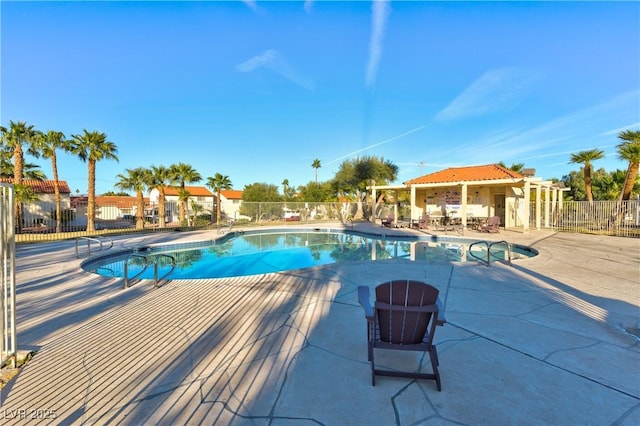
[1,223,639,425]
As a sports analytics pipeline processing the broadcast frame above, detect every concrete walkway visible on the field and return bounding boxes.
[1,224,639,425]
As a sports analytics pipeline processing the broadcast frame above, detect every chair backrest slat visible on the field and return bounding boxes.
[375,280,439,345]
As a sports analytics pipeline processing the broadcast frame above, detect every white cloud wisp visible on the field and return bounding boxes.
[435,67,535,121]
[236,49,315,90]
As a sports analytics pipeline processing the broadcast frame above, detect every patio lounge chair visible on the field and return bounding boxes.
[357,280,445,390]
[413,212,429,229]
[381,213,395,228]
[480,215,500,233]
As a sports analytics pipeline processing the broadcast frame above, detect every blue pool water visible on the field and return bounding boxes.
[86,229,537,280]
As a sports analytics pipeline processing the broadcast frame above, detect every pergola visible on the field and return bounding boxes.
[369,164,569,233]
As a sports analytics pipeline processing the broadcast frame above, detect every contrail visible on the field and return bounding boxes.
[326,124,426,165]
[366,0,390,87]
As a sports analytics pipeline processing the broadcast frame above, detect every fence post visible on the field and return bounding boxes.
[1,184,17,368]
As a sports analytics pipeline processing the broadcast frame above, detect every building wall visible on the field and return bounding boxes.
[414,186,494,219]
[22,194,71,226]
[220,196,245,220]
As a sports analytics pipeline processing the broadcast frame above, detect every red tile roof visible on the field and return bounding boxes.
[0,178,71,194]
[95,196,147,208]
[404,164,524,185]
[70,196,87,208]
[220,189,243,199]
[163,186,214,197]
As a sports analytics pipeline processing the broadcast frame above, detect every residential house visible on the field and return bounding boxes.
[0,178,71,226]
[96,195,142,220]
[149,186,215,223]
[219,189,247,221]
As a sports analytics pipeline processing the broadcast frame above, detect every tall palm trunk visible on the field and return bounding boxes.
[13,144,23,184]
[158,188,166,228]
[135,190,145,230]
[217,188,222,223]
[179,183,186,224]
[13,144,24,231]
[584,165,594,205]
[620,162,639,201]
[50,151,62,233]
[608,161,640,229]
[87,160,96,232]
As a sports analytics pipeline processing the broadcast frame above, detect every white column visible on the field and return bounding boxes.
[535,185,542,230]
[460,183,468,232]
[410,185,417,221]
[544,186,551,228]
[393,190,398,226]
[523,179,530,233]
[371,186,377,224]
[551,187,558,226]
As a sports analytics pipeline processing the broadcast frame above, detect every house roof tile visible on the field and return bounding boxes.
[0,178,71,194]
[220,190,243,199]
[95,196,146,208]
[163,186,214,197]
[404,164,523,185]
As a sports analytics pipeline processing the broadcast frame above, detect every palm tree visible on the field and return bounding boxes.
[178,188,192,226]
[206,173,233,223]
[4,121,38,186]
[281,178,290,201]
[312,159,321,183]
[169,162,201,224]
[34,130,74,233]
[569,149,605,204]
[190,199,204,224]
[115,168,150,230]
[149,164,174,228]
[71,130,119,232]
[498,161,525,173]
[0,156,46,179]
[2,121,39,231]
[616,130,640,201]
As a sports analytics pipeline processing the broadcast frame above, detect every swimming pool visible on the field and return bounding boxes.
[84,229,537,280]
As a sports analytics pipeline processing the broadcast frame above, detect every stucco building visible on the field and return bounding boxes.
[370,164,568,232]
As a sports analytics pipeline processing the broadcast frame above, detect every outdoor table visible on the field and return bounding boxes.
[430,215,444,226]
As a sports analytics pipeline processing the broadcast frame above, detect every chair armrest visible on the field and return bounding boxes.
[436,297,446,326]
[357,286,374,319]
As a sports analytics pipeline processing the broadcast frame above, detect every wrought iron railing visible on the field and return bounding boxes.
[13,198,640,242]
[551,200,640,237]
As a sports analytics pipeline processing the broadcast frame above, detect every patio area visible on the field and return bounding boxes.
[1,224,639,425]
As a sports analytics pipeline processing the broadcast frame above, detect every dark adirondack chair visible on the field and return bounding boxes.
[357,280,445,390]
[381,213,395,228]
[480,215,501,233]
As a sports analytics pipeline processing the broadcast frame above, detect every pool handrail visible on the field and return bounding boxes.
[468,240,512,267]
[153,254,176,288]
[123,253,149,288]
[75,236,113,258]
[218,220,233,234]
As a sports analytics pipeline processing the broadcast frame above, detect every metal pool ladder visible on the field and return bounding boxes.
[123,252,176,288]
[468,240,512,267]
[75,236,113,258]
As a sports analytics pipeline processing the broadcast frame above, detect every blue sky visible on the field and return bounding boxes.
[2,0,639,195]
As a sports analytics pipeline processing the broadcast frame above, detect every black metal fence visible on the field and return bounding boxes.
[14,200,369,243]
[13,197,640,243]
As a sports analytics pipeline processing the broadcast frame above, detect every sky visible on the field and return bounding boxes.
[2,0,639,195]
